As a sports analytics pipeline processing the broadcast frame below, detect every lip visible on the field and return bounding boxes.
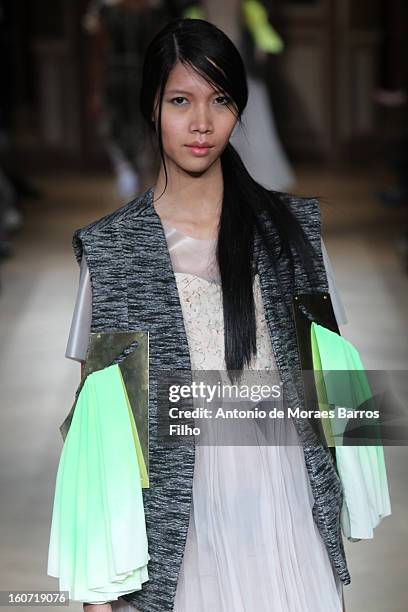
[185,142,214,156]
[186,141,213,147]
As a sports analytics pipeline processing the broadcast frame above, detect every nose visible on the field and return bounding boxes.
[189,103,213,134]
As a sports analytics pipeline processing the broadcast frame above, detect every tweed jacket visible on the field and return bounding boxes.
[72,186,350,612]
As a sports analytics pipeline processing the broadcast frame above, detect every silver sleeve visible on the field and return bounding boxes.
[65,255,92,362]
[321,238,348,326]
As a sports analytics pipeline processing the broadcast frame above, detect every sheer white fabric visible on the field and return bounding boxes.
[65,223,347,362]
[164,221,220,282]
[171,272,343,611]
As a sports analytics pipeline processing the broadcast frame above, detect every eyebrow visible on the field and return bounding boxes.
[165,89,221,96]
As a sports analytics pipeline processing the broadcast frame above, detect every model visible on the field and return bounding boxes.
[58,17,355,612]
[84,0,169,200]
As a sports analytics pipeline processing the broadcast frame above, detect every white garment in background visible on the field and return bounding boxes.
[230,75,296,191]
[198,0,295,191]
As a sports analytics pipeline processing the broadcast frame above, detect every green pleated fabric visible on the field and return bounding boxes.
[310,322,391,540]
[47,363,150,602]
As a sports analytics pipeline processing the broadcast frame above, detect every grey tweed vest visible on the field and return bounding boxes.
[72,186,350,611]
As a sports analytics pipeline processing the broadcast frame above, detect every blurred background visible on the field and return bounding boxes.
[0,0,407,610]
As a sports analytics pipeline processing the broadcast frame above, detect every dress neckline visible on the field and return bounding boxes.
[174,271,220,285]
[174,271,260,283]
[161,220,218,243]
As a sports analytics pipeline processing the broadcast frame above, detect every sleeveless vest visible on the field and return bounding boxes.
[72,187,350,611]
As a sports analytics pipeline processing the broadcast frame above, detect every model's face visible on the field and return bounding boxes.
[153,62,239,175]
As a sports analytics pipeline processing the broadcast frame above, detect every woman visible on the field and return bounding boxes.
[64,18,349,612]
[84,0,169,199]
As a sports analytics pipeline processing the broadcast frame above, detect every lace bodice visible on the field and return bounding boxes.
[174,272,277,371]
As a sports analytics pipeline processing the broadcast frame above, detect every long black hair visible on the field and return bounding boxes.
[140,18,319,377]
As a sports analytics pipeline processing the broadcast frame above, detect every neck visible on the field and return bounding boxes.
[153,157,223,224]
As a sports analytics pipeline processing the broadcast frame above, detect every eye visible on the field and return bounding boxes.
[214,95,231,105]
[170,96,188,105]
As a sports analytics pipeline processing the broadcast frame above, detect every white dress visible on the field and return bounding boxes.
[66,223,347,611]
[171,271,344,612]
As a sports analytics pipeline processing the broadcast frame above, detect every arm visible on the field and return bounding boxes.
[242,0,284,54]
[65,255,92,363]
[181,4,204,18]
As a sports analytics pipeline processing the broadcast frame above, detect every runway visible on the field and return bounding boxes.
[0,166,407,611]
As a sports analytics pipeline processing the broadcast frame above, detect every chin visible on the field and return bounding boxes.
[176,160,214,176]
